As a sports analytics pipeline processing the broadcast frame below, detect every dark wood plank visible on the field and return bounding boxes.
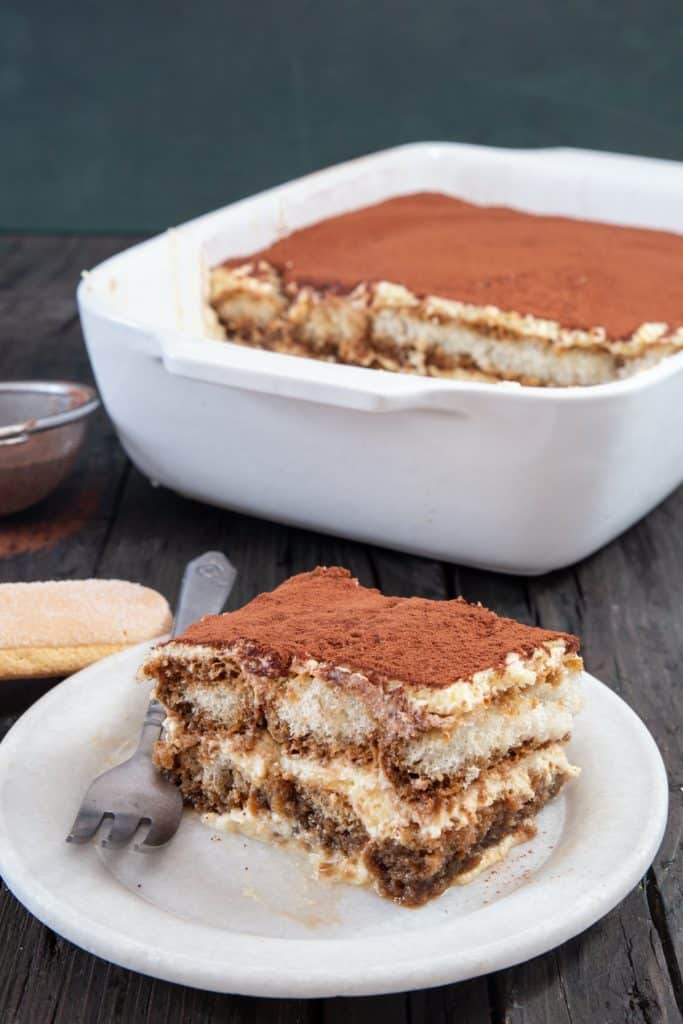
[495,883,681,1023]
[323,993,409,1023]
[527,486,683,1008]
[0,880,315,1024]
[448,507,683,1020]
[0,235,140,586]
[408,979,493,1024]
[0,234,139,728]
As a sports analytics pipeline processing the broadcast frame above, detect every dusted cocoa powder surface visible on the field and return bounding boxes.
[177,567,579,687]
[0,485,99,559]
[223,192,683,340]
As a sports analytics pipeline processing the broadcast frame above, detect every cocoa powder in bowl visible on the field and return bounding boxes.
[0,425,86,516]
[0,382,98,516]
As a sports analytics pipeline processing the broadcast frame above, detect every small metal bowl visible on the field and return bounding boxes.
[0,381,100,516]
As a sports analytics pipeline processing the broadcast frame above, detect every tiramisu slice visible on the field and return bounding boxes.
[208,193,683,387]
[143,568,583,906]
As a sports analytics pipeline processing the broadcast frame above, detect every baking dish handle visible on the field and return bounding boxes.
[156,332,475,415]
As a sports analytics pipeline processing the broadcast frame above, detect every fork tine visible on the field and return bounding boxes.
[66,809,110,844]
[134,818,176,852]
[100,813,142,848]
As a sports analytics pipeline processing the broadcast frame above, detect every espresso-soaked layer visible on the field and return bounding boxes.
[152,654,259,737]
[152,689,574,800]
[150,646,579,800]
[211,291,637,387]
[221,316,503,383]
[210,267,682,386]
[367,766,564,906]
[155,734,570,906]
[155,737,369,858]
[156,692,568,806]
[221,193,683,340]
[381,734,568,801]
[154,734,252,812]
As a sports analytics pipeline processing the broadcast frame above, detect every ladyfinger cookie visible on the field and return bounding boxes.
[0,579,172,680]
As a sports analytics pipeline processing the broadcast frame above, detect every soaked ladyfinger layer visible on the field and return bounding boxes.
[208,193,683,387]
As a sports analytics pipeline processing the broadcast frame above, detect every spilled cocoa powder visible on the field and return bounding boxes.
[0,484,100,558]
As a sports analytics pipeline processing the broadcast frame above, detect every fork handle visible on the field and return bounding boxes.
[172,551,238,639]
[135,699,168,755]
[137,551,238,755]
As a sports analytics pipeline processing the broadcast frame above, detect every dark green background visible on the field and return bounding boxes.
[2,1,681,232]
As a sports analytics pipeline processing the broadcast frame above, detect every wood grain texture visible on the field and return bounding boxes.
[0,236,681,1022]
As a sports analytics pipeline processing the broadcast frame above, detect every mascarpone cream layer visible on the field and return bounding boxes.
[210,264,683,360]
[163,711,576,841]
[183,671,581,784]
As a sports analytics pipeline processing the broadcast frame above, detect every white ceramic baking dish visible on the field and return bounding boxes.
[78,143,683,575]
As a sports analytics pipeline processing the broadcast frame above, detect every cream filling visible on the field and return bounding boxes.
[182,683,245,720]
[209,265,683,376]
[204,804,372,886]
[275,742,575,839]
[401,673,581,779]
[202,807,533,890]
[175,668,581,787]
[164,708,576,841]
[266,670,376,746]
[409,641,571,716]
[372,308,619,385]
[151,637,578,735]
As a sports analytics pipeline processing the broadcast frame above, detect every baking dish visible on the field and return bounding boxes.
[77,143,683,575]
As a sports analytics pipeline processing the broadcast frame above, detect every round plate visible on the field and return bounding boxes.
[0,643,668,997]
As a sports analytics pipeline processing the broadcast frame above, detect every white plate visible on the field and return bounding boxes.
[0,642,668,998]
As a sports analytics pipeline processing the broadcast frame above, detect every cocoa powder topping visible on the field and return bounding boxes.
[177,567,579,688]
[223,192,683,340]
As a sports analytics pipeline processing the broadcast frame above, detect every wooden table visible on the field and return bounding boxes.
[1,236,681,1023]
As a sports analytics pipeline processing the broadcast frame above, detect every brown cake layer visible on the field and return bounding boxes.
[157,728,570,906]
[175,567,579,689]
[222,192,683,340]
[367,770,562,905]
[152,657,577,803]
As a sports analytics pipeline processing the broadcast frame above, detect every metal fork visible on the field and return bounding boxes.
[66,551,237,851]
